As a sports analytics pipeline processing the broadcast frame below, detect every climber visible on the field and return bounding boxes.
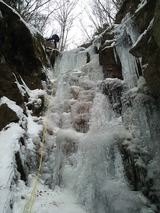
[46,34,60,49]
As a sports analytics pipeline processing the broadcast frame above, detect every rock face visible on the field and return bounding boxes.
[94,0,160,208]
[99,45,122,79]
[46,49,60,67]
[153,0,160,49]
[0,2,49,89]
[0,65,24,107]
[117,0,160,96]
[0,1,50,130]
[110,0,160,208]
[99,28,123,79]
[115,0,140,24]
[0,103,19,130]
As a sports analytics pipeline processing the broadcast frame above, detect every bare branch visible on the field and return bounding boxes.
[52,0,80,50]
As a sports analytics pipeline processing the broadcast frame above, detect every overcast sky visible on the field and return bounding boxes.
[44,0,93,49]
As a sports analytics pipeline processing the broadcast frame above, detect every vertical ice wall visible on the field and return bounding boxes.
[115,13,140,89]
[9,19,160,212]
[113,12,160,207]
[53,47,88,77]
[38,39,158,213]
[121,76,160,203]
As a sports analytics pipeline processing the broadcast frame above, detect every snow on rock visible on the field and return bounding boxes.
[0,96,23,118]
[0,0,41,36]
[14,74,47,116]
[135,0,148,13]
[0,123,24,213]
[131,18,154,51]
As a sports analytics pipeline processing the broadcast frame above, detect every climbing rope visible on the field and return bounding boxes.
[22,86,54,213]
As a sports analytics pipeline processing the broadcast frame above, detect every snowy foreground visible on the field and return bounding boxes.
[0,31,159,212]
[0,101,88,213]
[14,178,87,213]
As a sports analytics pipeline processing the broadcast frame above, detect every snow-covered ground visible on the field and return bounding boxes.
[14,178,87,213]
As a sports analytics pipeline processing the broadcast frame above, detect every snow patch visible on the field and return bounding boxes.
[0,123,24,213]
[132,18,154,49]
[13,178,87,213]
[0,96,23,118]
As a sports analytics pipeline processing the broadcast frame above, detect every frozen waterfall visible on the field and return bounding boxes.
[22,44,157,212]
[1,35,159,213]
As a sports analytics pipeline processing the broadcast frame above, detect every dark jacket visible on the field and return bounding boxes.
[46,34,60,42]
[46,34,60,49]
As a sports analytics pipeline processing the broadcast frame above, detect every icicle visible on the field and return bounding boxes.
[113,47,118,64]
[114,13,140,88]
[136,0,148,13]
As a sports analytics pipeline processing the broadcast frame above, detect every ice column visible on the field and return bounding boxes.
[115,14,140,88]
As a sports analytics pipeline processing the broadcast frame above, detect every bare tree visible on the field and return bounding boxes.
[3,0,55,33]
[88,0,116,28]
[81,0,124,39]
[52,0,79,51]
